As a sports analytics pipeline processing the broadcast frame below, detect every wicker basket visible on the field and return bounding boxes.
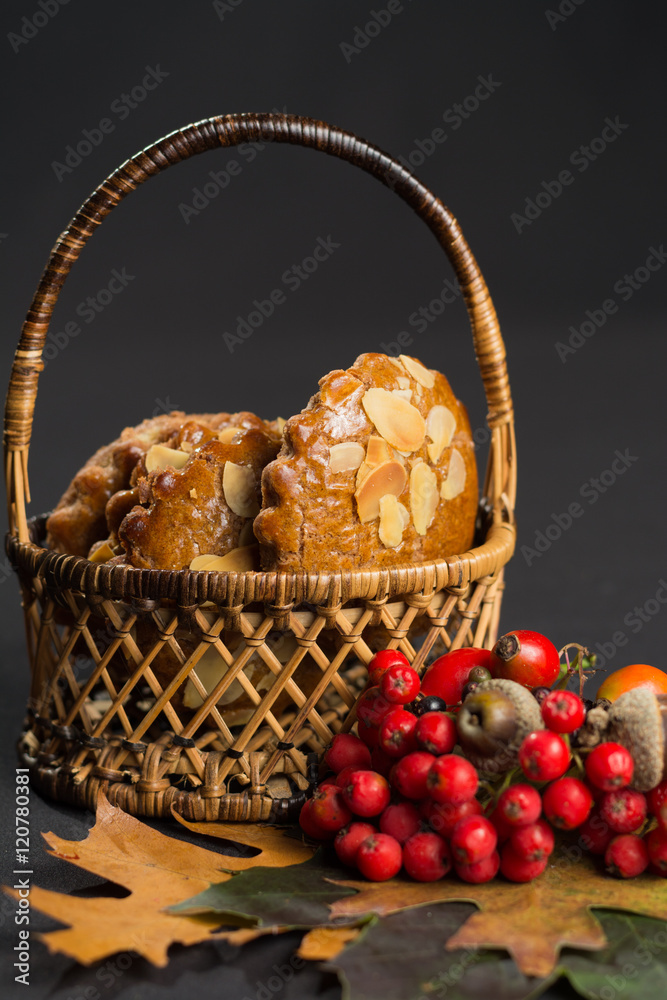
[4,113,516,823]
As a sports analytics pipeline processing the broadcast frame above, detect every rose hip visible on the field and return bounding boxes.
[334,822,377,867]
[341,770,391,818]
[368,649,410,686]
[645,827,667,874]
[427,755,479,805]
[299,798,332,840]
[578,808,614,855]
[496,783,542,828]
[402,831,451,882]
[421,797,483,838]
[379,801,422,845]
[380,663,421,705]
[414,711,457,755]
[450,815,497,865]
[499,842,548,882]
[356,833,403,881]
[519,730,570,782]
[598,788,647,834]
[310,784,352,833]
[378,707,418,758]
[509,820,555,862]
[584,742,634,791]
[324,733,372,774]
[455,850,500,884]
[542,777,593,830]
[605,834,649,878]
[391,751,436,800]
[540,690,586,734]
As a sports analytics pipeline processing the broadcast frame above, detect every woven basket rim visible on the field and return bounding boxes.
[7,505,515,607]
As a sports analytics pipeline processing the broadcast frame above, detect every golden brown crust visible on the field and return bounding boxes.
[254,353,478,572]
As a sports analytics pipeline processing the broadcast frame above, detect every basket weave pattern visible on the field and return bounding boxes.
[4,113,516,822]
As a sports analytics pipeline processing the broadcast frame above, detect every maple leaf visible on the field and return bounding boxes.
[328,851,667,977]
[2,794,313,967]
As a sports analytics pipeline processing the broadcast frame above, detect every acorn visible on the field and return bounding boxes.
[607,689,667,792]
[456,678,544,774]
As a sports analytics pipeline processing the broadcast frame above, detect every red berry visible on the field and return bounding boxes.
[379,801,422,844]
[357,719,380,749]
[496,783,542,828]
[341,770,391,818]
[391,751,436,800]
[647,780,667,817]
[499,842,548,882]
[488,805,514,843]
[368,649,410,686]
[422,798,483,838]
[324,733,372,774]
[578,808,615,855]
[541,690,586,734]
[334,822,376,867]
[584,742,634,791]
[450,815,497,865]
[356,832,402,881]
[605,834,649,878]
[455,849,500,883]
[427,755,479,805]
[599,788,647,834]
[509,819,555,862]
[378,707,418,758]
[414,711,457,755]
[420,648,496,707]
[402,831,451,882]
[380,663,421,705]
[645,827,667,874]
[519,730,570,782]
[356,686,394,729]
[492,630,560,690]
[335,765,362,789]
[542,777,593,830]
[310,784,353,833]
[319,775,338,788]
[299,798,332,840]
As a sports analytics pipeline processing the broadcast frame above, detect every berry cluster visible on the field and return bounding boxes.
[299,642,667,884]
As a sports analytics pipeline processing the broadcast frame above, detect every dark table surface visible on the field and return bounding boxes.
[1,2,666,998]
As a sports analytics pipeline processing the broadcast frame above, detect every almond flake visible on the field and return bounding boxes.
[189,488,198,499]
[362,388,425,453]
[410,462,439,535]
[218,427,240,444]
[329,441,365,473]
[189,545,259,572]
[392,388,413,402]
[223,462,259,517]
[366,435,393,467]
[441,449,467,500]
[387,356,406,373]
[355,460,408,523]
[379,494,406,548]
[399,355,435,388]
[396,376,411,389]
[145,444,190,473]
[426,405,457,464]
[88,540,116,563]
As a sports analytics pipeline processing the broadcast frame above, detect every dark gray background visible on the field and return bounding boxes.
[1,2,666,998]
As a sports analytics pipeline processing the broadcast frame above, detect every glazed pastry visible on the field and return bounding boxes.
[255,353,478,572]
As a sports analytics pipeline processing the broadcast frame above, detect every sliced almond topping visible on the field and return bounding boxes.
[426,405,457,464]
[189,488,198,499]
[145,444,190,473]
[218,427,240,444]
[223,462,259,517]
[387,356,406,373]
[379,494,406,548]
[399,355,435,388]
[329,441,365,473]
[392,388,413,402]
[414,383,423,399]
[180,440,193,453]
[410,456,424,468]
[189,545,259,572]
[366,435,393,467]
[88,540,117,563]
[275,416,286,432]
[410,462,439,535]
[362,388,426,453]
[441,449,467,500]
[396,376,411,389]
[238,519,256,547]
[355,460,408,523]
[397,501,410,529]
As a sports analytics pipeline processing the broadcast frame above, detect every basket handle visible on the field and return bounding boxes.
[4,112,514,543]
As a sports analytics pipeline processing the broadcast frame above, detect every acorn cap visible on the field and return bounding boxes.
[457,678,544,775]
[607,688,666,792]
